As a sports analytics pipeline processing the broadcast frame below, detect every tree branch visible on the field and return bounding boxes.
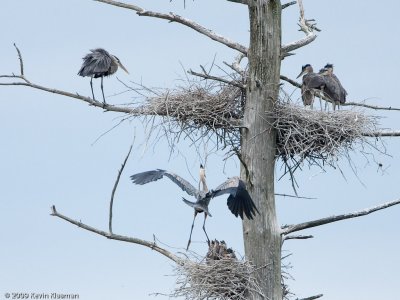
[283,234,314,241]
[93,0,248,54]
[362,130,400,137]
[109,142,134,234]
[50,205,183,264]
[188,69,245,89]
[226,0,249,4]
[280,75,301,88]
[343,102,400,111]
[281,198,400,235]
[281,0,318,55]
[282,1,297,10]
[297,294,323,300]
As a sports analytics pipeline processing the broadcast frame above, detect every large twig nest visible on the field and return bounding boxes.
[134,82,382,172]
[272,102,381,166]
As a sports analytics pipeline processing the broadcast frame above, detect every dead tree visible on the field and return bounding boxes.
[2,1,400,299]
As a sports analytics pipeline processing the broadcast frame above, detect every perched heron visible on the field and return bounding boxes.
[130,165,259,250]
[317,68,341,110]
[78,48,129,105]
[324,63,347,107]
[296,64,325,109]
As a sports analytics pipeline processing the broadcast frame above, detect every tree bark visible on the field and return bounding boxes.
[241,1,282,299]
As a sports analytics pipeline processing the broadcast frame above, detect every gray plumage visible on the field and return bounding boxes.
[324,63,347,104]
[130,169,258,219]
[130,167,259,249]
[78,48,129,104]
[297,64,325,107]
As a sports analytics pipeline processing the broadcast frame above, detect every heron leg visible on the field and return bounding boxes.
[186,211,198,251]
[100,76,106,105]
[202,213,210,246]
[90,77,95,101]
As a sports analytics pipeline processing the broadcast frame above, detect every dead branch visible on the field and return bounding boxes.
[283,234,314,241]
[109,142,134,234]
[280,75,301,88]
[363,130,400,137]
[282,1,297,10]
[93,0,248,54]
[275,193,317,200]
[343,102,400,111]
[281,198,400,235]
[188,69,245,89]
[297,294,323,300]
[50,205,182,264]
[282,0,318,55]
[227,0,249,5]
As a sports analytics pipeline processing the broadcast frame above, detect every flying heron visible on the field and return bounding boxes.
[130,165,259,250]
[296,64,325,109]
[78,48,129,105]
[323,63,347,109]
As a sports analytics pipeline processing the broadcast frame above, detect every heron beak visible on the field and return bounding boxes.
[118,62,129,74]
[296,70,305,79]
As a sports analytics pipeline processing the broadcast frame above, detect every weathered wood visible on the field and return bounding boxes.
[241,1,282,299]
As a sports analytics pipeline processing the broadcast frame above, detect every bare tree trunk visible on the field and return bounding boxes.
[241,1,282,299]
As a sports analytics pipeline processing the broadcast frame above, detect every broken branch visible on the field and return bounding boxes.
[282,198,400,235]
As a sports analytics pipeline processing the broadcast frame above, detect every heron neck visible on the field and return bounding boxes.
[200,175,209,193]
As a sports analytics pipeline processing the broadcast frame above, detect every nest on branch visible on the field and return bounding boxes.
[272,102,381,169]
[134,82,243,152]
[135,82,381,172]
[168,240,262,300]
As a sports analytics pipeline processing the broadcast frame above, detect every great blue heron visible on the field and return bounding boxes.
[296,64,325,109]
[78,48,129,105]
[324,63,347,108]
[130,165,259,250]
[317,67,341,110]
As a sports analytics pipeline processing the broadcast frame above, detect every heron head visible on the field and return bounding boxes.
[113,55,129,74]
[319,68,329,76]
[296,64,312,78]
[324,63,334,74]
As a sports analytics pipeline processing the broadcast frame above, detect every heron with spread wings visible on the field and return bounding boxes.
[130,165,259,250]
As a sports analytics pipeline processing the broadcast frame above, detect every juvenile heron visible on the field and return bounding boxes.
[130,165,259,250]
[78,48,129,105]
[318,67,342,110]
[324,63,347,107]
[296,64,325,109]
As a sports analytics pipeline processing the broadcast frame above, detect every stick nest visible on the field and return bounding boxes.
[169,240,262,300]
[272,102,381,167]
[135,83,382,172]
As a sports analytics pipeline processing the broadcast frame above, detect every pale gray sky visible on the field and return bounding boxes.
[1,1,400,299]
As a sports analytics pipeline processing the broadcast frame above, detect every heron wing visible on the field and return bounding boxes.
[331,74,347,103]
[323,76,341,102]
[304,73,325,89]
[211,177,259,220]
[130,169,198,197]
[78,48,112,77]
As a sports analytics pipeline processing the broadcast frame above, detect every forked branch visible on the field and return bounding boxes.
[50,205,182,264]
[93,0,248,54]
[281,0,318,55]
[282,198,400,235]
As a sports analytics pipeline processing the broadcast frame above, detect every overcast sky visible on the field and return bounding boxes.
[1,1,400,299]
